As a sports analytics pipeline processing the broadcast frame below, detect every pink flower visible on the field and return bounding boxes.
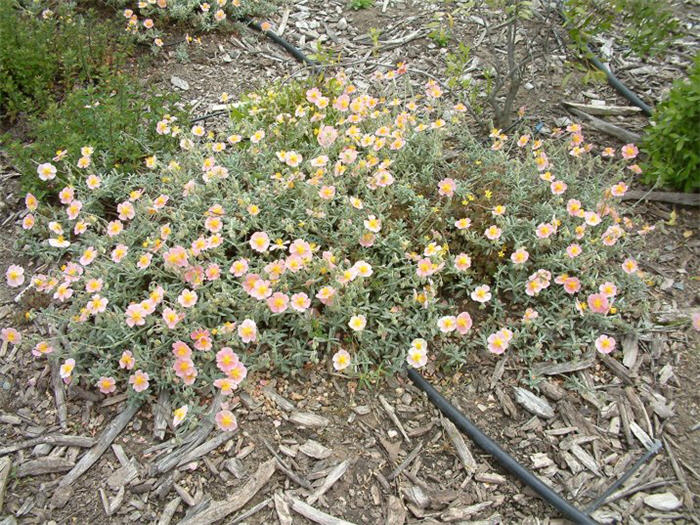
[5,265,25,288]
[621,258,638,275]
[1,328,21,345]
[129,370,150,392]
[599,282,617,297]
[178,289,198,308]
[316,286,337,306]
[267,292,290,313]
[563,277,581,294]
[535,223,555,239]
[215,410,238,432]
[348,314,367,332]
[595,334,616,354]
[437,178,456,198]
[250,231,270,253]
[587,293,610,314]
[437,316,457,333]
[119,350,135,370]
[692,312,700,331]
[172,341,192,359]
[454,253,472,271]
[510,248,529,264]
[216,347,239,373]
[620,144,638,160]
[455,312,473,335]
[522,308,539,322]
[59,358,75,380]
[333,349,351,371]
[290,292,311,312]
[567,199,582,217]
[487,331,508,355]
[317,125,339,148]
[97,376,116,394]
[406,347,428,368]
[238,319,257,343]
[229,259,249,277]
[484,225,502,241]
[566,244,582,258]
[550,180,567,195]
[471,285,492,303]
[162,308,182,329]
[32,341,54,357]
[228,362,247,385]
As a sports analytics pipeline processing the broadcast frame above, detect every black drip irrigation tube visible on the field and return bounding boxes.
[584,48,652,117]
[406,368,598,525]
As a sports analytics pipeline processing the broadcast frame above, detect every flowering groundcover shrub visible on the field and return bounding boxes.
[112,0,281,48]
[5,69,654,432]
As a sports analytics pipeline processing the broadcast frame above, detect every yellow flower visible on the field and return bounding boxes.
[484,190,492,199]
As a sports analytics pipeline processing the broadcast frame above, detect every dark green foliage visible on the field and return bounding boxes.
[641,55,700,192]
[0,0,130,119]
[563,0,680,58]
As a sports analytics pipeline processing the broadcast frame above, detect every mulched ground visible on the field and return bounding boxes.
[0,1,698,523]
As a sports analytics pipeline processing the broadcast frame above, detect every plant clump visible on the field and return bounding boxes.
[5,68,654,433]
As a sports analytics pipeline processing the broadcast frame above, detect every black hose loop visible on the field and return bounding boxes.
[406,368,598,525]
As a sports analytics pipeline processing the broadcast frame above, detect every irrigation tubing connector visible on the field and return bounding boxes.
[406,367,598,525]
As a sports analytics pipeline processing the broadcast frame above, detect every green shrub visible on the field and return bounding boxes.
[641,55,700,192]
[348,0,373,10]
[0,0,129,119]
[4,73,187,198]
[7,71,654,432]
[563,0,680,58]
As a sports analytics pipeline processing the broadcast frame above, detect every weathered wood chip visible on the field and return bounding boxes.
[0,434,95,456]
[299,439,332,460]
[513,388,555,419]
[474,472,506,484]
[58,401,141,488]
[285,493,358,525]
[107,460,139,490]
[402,485,430,509]
[538,380,566,401]
[157,497,182,525]
[440,501,493,522]
[17,457,74,477]
[177,458,275,525]
[385,495,407,525]
[0,457,11,511]
[629,421,654,450]
[288,411,329,428]
[569,444,601,476]
[643,492,682,511]
[307,459,350,505]
[170,76,190,90]
[494,387,517,417]
[532,357,594,376]
[441,419,476,473]
[263,388,296,411]
[530,453,554,469]
[223,458,245,479]
[621,334,638,369]
[379,395,410,443]
[274,491,293,525]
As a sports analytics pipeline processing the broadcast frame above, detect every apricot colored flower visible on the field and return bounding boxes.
[215,409,238,431]
[97,376,116,394]
[119,350,136,370]
[595,334,616,354]
[471,285,492,303]
[238,319,257,343]
[437,316,457,333]
[6,265,24,287]
[587,293,610,314]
